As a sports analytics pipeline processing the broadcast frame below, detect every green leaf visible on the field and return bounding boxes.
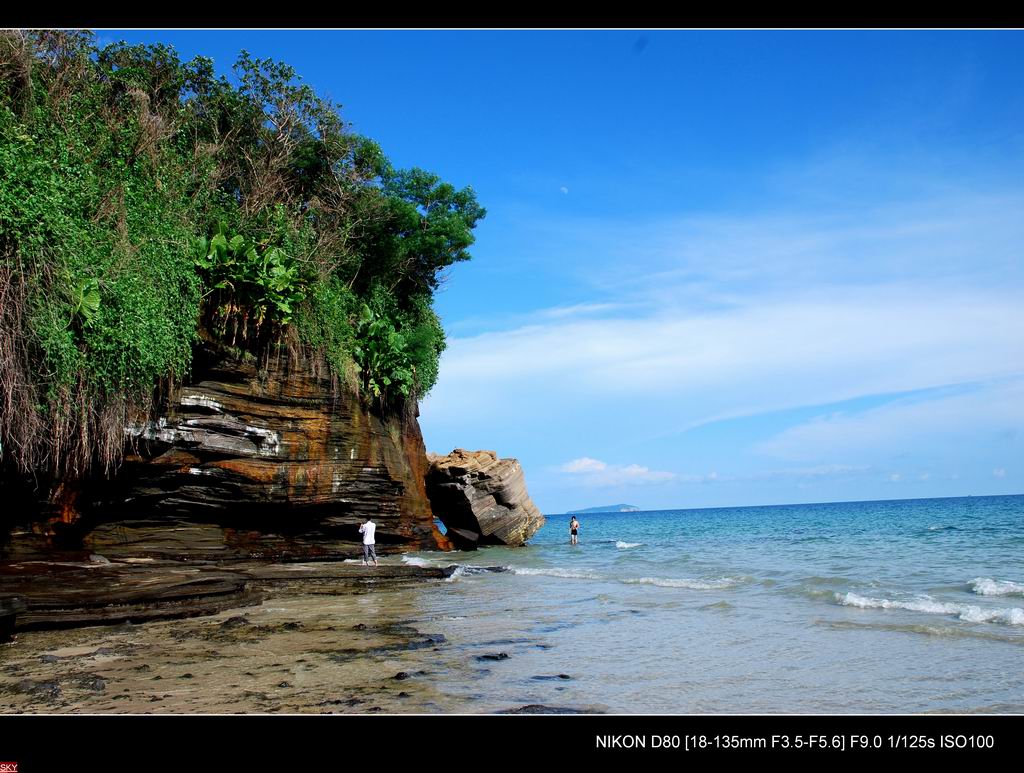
[211,232,228,259]
[77,278,101,322]
[81,288,101,315]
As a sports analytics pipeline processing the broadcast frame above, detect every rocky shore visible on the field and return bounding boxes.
[0,555,604,715]
[0,559,460,713]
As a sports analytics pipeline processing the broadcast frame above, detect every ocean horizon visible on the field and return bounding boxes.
[558,492,1024,517]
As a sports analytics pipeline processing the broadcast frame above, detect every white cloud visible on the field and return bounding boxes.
[560,457,607,473]
[557,458,676,487]
[570,190,1024,302]
[993,468,1007,478]
[614,464,676,484]
[536,302,625,319]
[425,286,1024,437]
[755,378,1024,463]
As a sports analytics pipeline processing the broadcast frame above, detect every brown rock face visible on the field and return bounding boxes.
[425,449,545,549]
[83,344,450,556]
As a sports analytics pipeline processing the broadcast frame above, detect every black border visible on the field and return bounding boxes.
[0,714,1021,769]
[3,11,1024,29]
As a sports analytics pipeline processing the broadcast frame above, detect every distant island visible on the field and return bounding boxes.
[569,504,641,513]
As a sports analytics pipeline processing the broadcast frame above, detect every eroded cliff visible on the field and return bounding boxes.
[4,343,450,563]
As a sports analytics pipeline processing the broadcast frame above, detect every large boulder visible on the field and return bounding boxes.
[425,449,544,549]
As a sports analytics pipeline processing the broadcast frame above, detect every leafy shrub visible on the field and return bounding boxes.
[194,219,311,342]
[351,287,447,405]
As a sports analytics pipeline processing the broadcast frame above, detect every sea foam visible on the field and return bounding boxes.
[508,566,741,589]
[615,541,643,549]
[622,576,740,590]
[836,592,1024,626]
[445,564,512,582]
[401,555,433,567]
[445,565,468,582]
[969,577,1024,597]
[510,567,603,580]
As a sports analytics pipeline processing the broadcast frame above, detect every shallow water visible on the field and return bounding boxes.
[401,494,1024,713]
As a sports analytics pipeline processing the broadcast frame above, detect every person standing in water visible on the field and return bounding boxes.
[359,516,378,567]
[569,515,580,545]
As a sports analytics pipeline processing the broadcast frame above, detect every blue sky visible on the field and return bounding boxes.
[107,30,1024,512]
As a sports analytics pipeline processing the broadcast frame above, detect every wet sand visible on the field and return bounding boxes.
[0,566,470,714]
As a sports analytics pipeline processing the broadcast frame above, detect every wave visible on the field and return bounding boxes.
[699,600,734,611]
[622,576,741,590]
[615,541,643,549]
[507,566,740,590]
[510,567,603,580]
[445,565,468,582]
[821,619,1024,645]
[836,592,1024,626]
[969,577,1024,597]
[445,564,511,582]
[800,575,857,586]
[401,555,434,567]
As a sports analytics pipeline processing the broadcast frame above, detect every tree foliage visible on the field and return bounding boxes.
[0,30,483,479]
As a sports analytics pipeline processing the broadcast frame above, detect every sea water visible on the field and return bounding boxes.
[401,494,1024,713]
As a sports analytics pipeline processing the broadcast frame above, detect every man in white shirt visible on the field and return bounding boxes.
[358,517,378,567]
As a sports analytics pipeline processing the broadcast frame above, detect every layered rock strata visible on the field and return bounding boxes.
[425,449,544,549]
[81,343,450,558]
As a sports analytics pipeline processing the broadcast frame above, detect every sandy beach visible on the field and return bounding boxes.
[0,562,473,714]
